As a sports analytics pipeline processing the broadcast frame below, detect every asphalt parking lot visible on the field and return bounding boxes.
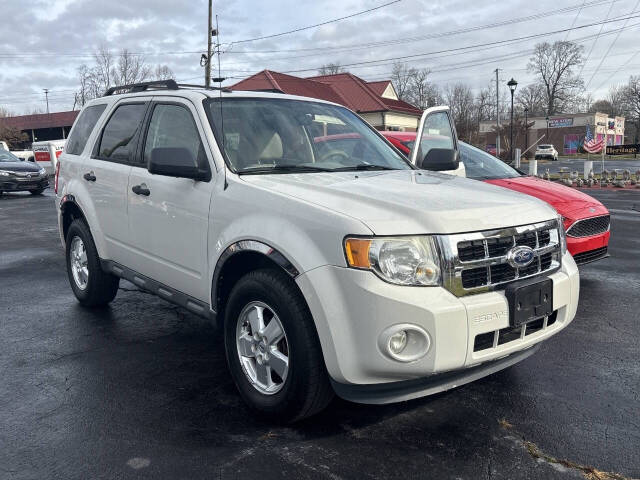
[1,188,639,480]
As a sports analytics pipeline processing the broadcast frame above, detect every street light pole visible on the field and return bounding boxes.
[524,107,529,158]
[507,78,518,162]
[545,115,550,142]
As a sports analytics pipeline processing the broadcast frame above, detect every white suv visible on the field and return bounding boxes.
[55,80,579,421]
[535,144,558,161]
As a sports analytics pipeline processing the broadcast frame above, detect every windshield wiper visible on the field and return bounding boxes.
[332,164,398,172]
[238,165,334,175]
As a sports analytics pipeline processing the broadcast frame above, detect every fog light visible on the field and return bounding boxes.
[378,324,431,362]
[389,330,407,354]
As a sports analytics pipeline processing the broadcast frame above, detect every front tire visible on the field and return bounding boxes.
[65,219,119,307]
[224,269,333,422]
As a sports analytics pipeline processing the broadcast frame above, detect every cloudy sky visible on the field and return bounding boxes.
[0,0,638,114]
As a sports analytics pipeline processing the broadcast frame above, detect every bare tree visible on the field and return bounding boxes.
[444,83,475,142]
[406,68,440,109]
[390,62,416,101]
[317,63,344,75]
[516,83,546,117]
[624,75,640,145]
[75,48,171,108]
[527,41,585,115]
[153,65,174,80]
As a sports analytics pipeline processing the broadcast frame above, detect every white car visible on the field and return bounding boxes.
[55,80,579,421]
[535,144,558,161]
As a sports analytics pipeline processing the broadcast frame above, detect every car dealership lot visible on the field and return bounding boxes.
[1,190,638,479]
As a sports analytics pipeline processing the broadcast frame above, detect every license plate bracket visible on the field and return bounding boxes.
[505,278,553,327]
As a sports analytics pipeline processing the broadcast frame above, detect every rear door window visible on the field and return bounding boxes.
[96,103,147,162]
[66,104,107,155]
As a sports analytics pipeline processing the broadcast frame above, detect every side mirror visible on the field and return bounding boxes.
[148,147,210,181]
[417,148,459,171]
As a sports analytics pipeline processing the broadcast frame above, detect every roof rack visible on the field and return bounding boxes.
[103,80,232,97]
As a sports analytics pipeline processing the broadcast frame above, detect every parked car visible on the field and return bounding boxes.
[0,140,35,163]
[56,82,578,421]
[534,144,558,161]
[382,132,609,265]
[0,148,48,195]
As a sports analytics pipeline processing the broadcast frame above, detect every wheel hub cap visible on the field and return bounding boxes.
[70,236,88,290]
[236,301,289,395]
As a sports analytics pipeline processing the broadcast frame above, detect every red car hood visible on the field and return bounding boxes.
[485,176,608,221]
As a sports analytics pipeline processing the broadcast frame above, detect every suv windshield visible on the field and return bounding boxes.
[205,97,412,174]
[459,142,521,180]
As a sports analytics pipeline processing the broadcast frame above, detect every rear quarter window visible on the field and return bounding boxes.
[65,104,107,155]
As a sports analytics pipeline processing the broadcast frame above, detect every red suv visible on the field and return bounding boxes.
[383,132,610,265]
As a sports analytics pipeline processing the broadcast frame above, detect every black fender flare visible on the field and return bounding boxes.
[211,240,299,315]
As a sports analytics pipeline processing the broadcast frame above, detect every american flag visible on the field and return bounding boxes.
[583,125,604,154]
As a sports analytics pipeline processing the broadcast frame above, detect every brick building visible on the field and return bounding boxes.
[479,112,626,156]
[0,110,79,149]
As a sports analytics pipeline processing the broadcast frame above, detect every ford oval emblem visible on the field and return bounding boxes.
[507,245,535,268]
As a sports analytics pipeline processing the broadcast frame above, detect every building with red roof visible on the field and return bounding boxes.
[0,110,79,148]
[231,70,421,131]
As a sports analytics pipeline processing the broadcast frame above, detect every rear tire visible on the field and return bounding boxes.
[65,219,119,307]
[224,268,333,422]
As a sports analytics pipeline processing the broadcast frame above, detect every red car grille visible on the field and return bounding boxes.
[566,215,610,238]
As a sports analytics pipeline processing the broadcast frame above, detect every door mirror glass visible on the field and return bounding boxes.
[148,147,208,180]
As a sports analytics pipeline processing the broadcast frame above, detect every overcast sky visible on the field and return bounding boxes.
[0,0,638,114]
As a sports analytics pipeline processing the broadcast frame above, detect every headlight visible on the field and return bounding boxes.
[0,170,12,177]
[555,215,567,255]
[344,236,441,286]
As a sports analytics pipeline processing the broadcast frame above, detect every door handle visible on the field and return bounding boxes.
[131,184,150,196]
[83,172,96,182]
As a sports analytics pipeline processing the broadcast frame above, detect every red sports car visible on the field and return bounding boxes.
[382,132,610,265]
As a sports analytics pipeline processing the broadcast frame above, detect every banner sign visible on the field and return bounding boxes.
[606,144,640,155]
[549,117,573,128]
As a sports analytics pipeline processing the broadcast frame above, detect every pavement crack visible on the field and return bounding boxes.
[499,420,635,480]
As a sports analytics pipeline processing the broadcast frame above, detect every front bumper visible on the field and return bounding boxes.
[296,251,579,401]
[0,177,49,192]
[568,231,610,265]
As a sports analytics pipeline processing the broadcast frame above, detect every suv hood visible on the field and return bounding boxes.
[0,161,41,173]
[241,170,556,235]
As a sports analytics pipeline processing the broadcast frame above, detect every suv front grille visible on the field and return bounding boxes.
[566,215,610,238]
[437,220,562,296]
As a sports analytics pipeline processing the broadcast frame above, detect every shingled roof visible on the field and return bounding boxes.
[0,110,79,130]
[231,70,421,116]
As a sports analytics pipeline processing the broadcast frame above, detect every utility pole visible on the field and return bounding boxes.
[43,89,50,114]
[205,0,213,88]
[494,69,500,157]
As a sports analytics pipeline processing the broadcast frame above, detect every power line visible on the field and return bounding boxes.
[593,50,640,91]
[565,0,588,41]
[229,0,401,45]
[264,14,640,76]
[578,0,616,78]
[585,0,640,89]
[0,0,611,60]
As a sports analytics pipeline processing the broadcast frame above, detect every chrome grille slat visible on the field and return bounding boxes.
[437,219,562,297]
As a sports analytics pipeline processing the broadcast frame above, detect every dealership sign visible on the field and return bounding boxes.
[549,117,573,128]
[606,144,640,155]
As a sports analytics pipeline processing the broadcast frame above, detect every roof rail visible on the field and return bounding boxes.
[103,79,179,96]
[103,80,233,97]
